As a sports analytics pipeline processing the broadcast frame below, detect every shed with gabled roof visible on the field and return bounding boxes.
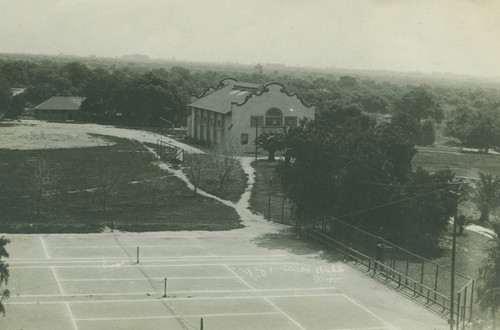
[35,96,84,121]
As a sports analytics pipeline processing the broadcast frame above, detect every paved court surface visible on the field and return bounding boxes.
[0,227,447,330]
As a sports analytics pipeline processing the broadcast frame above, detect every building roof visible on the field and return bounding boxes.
[10,88,26,96]
[35,96,84,111]
[189,80,263,114]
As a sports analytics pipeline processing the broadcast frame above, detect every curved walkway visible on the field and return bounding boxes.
[144,143,284,236]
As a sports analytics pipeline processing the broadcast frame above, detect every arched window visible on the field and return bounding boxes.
[265,108,283,127]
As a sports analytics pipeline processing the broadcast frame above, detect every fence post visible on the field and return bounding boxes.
[163,277,167,298]
[405,259,409,285]
[137,246,139,264]
[456,292,461,330]
[463,286,467,328]
[268,194,271,220]
[200,317,203,330]
[391,255,396,278]
[281,196,285,223]
[470,280,475,322]
[420,260,425,293]
[434,264,439,300]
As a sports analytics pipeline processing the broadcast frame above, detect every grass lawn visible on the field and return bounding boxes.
[0,136,241,233]
[249,160,295,224]
[413,147,500,179]
[181,153,247,203]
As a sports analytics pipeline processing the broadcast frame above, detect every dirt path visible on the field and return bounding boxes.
[142,144,283,236]
[0,119,203,153]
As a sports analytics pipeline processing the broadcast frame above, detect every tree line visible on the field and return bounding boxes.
[2,58,500,149]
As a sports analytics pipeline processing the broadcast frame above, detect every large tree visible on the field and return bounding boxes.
[185,154,204,195]
[446,105,500,152]
[0,78,12,115]
[92,155,119,230]
[392,87,443,146]
[470,173,500,223]
[81,67,190,126]
[209,140,243,191]
[394,86,443,122]
[277,106,454,254]
[478,224,500,329]
[255,131,283,161]
[32,158,55,216]
[277,108,395,225]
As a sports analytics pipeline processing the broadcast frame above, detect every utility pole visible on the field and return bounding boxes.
[449,189,460,330]
[254,118,261,163]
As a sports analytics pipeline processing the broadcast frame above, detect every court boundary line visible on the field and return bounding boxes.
[40,237,50,259]
[9,254,287,260]
[264,296,305,330]
[332,327,394,330]
[224,264,256,291]
[59,276,238,282]
[65,302,78,330]
[15,287,339,298]
[10,262,297,269]
[52,267,64,295]
[45,245,207,249]
[9,293,344,305]
[8,255,287,264]
[341,294,396,330]
[73,311,282,322]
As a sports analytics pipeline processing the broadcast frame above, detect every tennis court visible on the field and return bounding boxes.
[0,230,447,329]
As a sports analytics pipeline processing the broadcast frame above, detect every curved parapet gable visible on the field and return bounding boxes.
[218,77,237,86]
[231,82,314,108]
[192,86,216,100]
[192,77,238,99]
[264,82,315,108]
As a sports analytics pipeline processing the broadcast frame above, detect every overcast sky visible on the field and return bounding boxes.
[1,0,500,78]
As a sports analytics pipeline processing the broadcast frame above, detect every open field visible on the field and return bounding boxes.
[0,228,448,330]
[413,146,500,180]
[0,134,240,233]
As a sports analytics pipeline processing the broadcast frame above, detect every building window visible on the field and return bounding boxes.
[217,119,221,127]
[265,108,283,127]
[284,116,297,127]
[250,116,264,127]
[241,133,249,145]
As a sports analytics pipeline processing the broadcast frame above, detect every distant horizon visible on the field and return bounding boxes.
[2,50,500,83]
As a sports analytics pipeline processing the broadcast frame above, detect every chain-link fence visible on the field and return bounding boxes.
[156,139,184,162]
[305,215,474,328]
[266,193,296,225]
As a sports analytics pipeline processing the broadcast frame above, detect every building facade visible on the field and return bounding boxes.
[35,96,83,121]
[187,78,315,152]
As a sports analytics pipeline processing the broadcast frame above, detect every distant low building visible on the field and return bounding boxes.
[10,88,26,96]
[187,78,315,152]
[35,96,84,121]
